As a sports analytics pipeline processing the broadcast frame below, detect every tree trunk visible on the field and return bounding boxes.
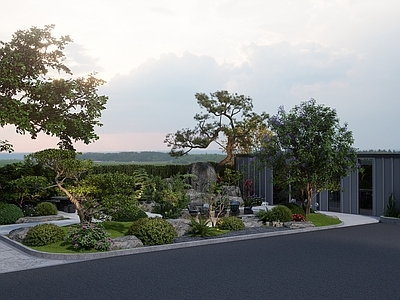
[305,184,313,215]
[56,182,85,223]
[216,136,235,172]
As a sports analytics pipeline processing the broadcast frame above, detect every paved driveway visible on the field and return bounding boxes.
[1,223,399,300]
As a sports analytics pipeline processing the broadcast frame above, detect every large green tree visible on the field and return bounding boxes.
[164,90,269,170]
[27,148,93,223]
[0,25,108,151]
[257,99,358,214]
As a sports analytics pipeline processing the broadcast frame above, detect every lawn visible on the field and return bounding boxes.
[306,213,342,227]
[30,221,132,253]
[28,214,341,253]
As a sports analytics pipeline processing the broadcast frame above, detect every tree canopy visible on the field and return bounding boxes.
[27,148,94,222]
[164,90,269,170]
[0,25,108,152]
[257,99,358,214]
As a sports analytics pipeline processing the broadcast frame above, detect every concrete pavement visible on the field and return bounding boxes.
[0,210,380,274]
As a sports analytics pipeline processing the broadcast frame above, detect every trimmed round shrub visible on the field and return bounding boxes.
[23,224,65,246]
[35,202,58,216]
[110,206,148,222]
[127,217,177,246]
[257,205,293,223]
[0,203,24,225]
[216,216,245,231]
[282,203,305,216]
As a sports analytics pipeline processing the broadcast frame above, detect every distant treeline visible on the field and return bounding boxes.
[77,151,225,164]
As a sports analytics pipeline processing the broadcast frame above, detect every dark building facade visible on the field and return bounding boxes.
[235,153,400,217]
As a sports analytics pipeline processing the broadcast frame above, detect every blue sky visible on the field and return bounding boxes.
[1,0,400,153]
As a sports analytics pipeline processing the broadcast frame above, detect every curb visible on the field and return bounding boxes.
[0,222,344,261]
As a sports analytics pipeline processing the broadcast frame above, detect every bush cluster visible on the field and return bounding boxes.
[281,203,305,216]
[0,203,24,225]
[257,205,293,224]
[110,206,148,222]
[292,213,306,222]
[216,216,245,231]
[35,202,58,216]
[187,217,216,237]
[65,222,113,251]
[127,218,177,246]
[23,224,65,246]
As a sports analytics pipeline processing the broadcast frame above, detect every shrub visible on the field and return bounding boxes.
[110,206,148,222]
[65,222,113,251]
[385,193,398,218]
[216,216,245,231]
[292,213,306,222]
[282,203,305,216]
[22,204,37,217]
[0,203,24,225]
[187,217,218,237]
[145,174,191,219]
[35,202,58,216]
[257,205,293,223]
[24,224,65,246]
[127,218,177,245]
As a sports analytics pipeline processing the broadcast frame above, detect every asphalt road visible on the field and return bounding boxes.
[1,223,400,300]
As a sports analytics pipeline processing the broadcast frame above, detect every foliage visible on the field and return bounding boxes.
[292,214,306,222]
[257,99,358,214]
[35,202,58,216]
[110,205,148,222]
[384,193,398,218]
[23,224,65,246]
[215,216,245,231]
[8,176,50,207]
[90,164,189,179]
[27,148,93,223]
[65,222,113,251]
[127,218,177,246]
[0,25,108,152]
[79,151,226,164]
[218,167,241,186]
[187,217,219,237]
[281,203,305,216]
[21,204,37,217]
[0,203,24,224]
[72,171,149,221]
[164,90,269,170]
[145,174,191,219]
[242,179,263,207]
[257,205,293,223]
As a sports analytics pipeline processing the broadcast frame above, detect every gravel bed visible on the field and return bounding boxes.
[174,226,293,243]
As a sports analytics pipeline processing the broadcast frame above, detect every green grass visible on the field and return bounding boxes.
[30,221,132,253]
[306,213,342,227]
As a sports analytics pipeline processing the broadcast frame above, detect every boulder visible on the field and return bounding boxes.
[16,215,65,224]
[188,162,217,192]
[111,236,143,250]
[8,227,32,243]
[167,218,191,237]
[240,216,263,228]
[284,221,315,229]
[222,186,241,197]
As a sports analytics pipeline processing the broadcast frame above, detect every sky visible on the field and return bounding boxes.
[1,0,400,153]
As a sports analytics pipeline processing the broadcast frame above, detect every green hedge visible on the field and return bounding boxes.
[89,164,189,179]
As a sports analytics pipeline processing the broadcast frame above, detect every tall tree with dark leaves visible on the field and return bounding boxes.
[0,25,108,152]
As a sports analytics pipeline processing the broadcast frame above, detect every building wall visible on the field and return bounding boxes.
[235,153,400,217]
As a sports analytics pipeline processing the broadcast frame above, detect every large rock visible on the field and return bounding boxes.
[167,218,191,237]
[188,162,217,192]
[240,216,263,228]
[111,236,143,250]
[222,186,241,197]
[16,215,65,224]
[8,227,32,243]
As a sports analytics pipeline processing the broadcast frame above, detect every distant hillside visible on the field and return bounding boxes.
[77,151,225,164]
